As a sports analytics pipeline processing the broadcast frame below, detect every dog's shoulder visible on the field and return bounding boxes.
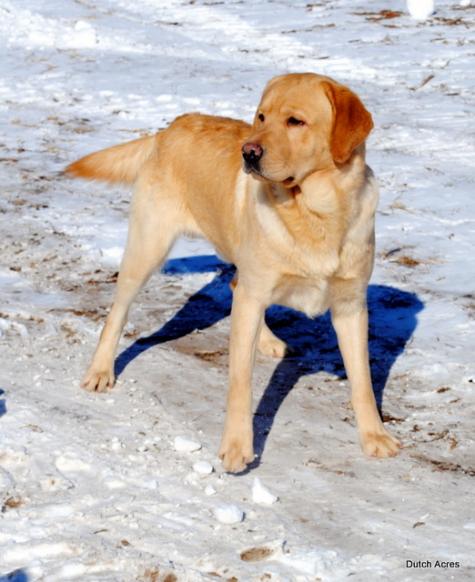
[335,165,379,280]
[168,112,251,139]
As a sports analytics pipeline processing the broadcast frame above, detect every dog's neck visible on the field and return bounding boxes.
[260,145,367,228]
[298,145,367,215]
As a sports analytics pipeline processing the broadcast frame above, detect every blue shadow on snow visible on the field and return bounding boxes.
[114,255,423,465]
[0,389,6,418]
[0,570,30,582]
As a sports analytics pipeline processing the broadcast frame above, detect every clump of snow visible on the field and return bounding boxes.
[73,21,97,48]
[55,455,91,473]
[103,478,126,490]
[407,0,435,20]
[110,437,124,452]
[174,436,202,453]
[213,504,244,524]
[252,477,278,505]
[193,460,214,475]
[276,547,341,577]
[0,318,28,339]
[100,246,124,267]
[205,484,216,496]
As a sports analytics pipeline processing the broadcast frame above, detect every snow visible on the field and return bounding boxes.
[1,0,475,580]
[252,477,279,506]
[192,461,214,476]
[173,436,202,453]
[407,0,435,21]
[213,504,245,525]
[204,484,217,497]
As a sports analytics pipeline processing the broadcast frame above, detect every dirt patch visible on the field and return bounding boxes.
[394,255,421,267]
[193,348,227,363]
[50,307,105,321]
[305,458,356,477]
[412,454,475,477]
[381,412,406,423]
[139,569,159,582]
[240,547,274,562]
[1,496,24,512]
[172,343,228,365]
[354,10,403,22]
[434,16,468,27]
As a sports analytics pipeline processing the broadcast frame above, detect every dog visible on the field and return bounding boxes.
[66,72,401,473]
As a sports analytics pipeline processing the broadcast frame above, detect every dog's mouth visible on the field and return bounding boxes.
[243,163,266,180]
[244,165,295,187]
[243,163,258,175]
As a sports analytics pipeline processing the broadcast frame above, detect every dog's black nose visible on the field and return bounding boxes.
[242,142,263,167]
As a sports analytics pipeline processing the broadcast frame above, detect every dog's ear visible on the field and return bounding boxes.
[323,81,373,165]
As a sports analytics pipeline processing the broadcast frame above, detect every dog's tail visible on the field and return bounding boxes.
[65,134,157,184]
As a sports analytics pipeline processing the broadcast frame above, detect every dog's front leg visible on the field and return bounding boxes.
[331,306,401,458]
[219,284,264,473]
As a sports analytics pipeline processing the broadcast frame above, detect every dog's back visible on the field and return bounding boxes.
[66,113,251,261]
[65,113,249,187]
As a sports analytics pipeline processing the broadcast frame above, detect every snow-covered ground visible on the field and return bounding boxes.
[1,1,474,580]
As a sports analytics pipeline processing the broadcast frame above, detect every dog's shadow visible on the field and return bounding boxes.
[115,254,423,468]
[0,389,6,418]
[0,570,30,582]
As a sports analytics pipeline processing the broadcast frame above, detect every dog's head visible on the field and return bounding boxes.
[242,73,373,187]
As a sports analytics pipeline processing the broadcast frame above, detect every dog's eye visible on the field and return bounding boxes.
[287,116,305,127]
[258,113,265,122]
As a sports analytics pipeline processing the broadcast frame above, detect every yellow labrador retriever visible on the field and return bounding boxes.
[66,73,401,472]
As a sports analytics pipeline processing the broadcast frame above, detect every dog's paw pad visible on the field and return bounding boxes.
[258,336,287,358]
[362,430,401,458]
[219,439,254,473]
[81,370,115,393]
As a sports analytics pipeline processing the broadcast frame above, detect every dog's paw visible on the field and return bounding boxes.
[81,369,115,393]
[361,428,401,458]
[258,335,287,358]
[219,434,254,473]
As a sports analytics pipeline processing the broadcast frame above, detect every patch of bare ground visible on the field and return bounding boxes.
[410,454,475,477]
[240,546,274,562]
[353,10,403,22]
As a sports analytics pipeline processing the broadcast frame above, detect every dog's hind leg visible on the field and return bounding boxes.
[82,177,186,392]
[257,323,288,358]
[229,274,287,358]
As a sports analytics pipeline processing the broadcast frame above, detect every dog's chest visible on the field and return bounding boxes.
[272,276,330,317]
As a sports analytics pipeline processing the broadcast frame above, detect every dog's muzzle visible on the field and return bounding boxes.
[242,142,263,174]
